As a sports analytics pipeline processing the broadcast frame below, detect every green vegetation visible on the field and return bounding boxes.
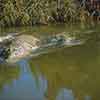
[0,0,83,27]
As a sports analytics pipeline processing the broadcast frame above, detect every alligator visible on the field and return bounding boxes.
[0,32,23,62]
[0,33,85,63]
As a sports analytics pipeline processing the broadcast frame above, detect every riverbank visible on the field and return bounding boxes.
[0,0,100,28]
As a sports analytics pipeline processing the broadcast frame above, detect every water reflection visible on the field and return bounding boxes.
[17,59,47,100]
[0,24,100,100]
[0,59,47,100]
[0,64,19,91]
[56,88,75,100]
[29,43,100,100]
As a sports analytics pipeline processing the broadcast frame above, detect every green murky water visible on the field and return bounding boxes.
[0,24,100,100]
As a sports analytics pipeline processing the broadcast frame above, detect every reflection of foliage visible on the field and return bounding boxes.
[0,64,20,90]
[29,62,41,88]
[30,43,100,100]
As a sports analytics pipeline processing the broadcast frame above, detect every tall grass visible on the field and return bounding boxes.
[0,0,88,27]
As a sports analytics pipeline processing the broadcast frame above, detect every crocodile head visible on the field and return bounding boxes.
[6,34,39,63]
